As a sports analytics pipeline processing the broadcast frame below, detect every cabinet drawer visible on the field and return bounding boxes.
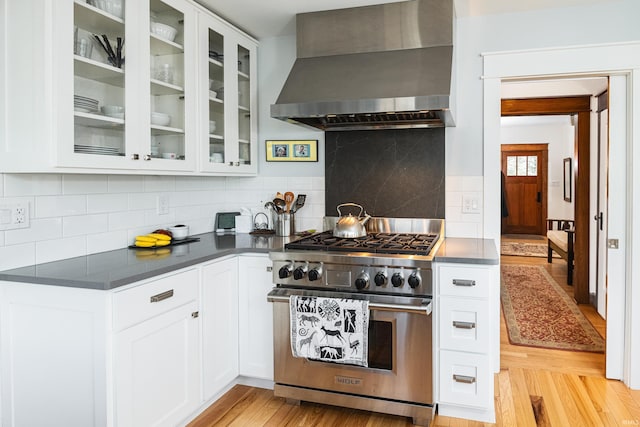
[439,297,490,353]
[439,350,492,409]
[438,265,493,298]
[113,269,199,331]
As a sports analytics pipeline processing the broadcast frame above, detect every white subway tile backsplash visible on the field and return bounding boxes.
[108,175,145,193]
[86,230,129,254]
[0,243,35,270]
[4,174,62,196]
[108,211,147,231]
[36,236,86,264]
[5,218,63,245]
[63,174,108,194]
[0,174,325,269]
[35,195,87,218]
[63,214,109,237]
[144,176,176,192]
[87,193,128,214]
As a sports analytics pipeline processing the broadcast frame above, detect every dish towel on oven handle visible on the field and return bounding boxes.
[290,295,369,367]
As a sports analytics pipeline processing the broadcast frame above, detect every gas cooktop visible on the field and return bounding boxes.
[285,231,440,256]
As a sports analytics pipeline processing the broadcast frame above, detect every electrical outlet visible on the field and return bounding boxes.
[157,195,170,215]
[461,194,480,214]
[0,202,30,230]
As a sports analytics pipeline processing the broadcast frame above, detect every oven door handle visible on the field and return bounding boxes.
[267,289,432,315]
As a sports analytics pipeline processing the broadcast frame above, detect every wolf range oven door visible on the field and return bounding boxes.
[268,288,433,407]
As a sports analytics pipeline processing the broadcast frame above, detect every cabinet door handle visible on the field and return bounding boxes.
[453,374,476,384]
[191,311,199,318]
[452,279,476,287]
[143,154,151,161]
[453,321,476,329]
[266,266,273,272]
[150,289,174,303]
[131,153,139,160]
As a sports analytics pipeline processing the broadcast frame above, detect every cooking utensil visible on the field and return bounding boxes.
[333,203,371,238]
[284,192,294,212]
[276,192,284,200]
[290,194,306,214]
[273,198,286,213]
[264,201,277,213]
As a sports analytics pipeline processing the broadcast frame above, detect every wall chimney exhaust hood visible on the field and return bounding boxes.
[270,0,456,131]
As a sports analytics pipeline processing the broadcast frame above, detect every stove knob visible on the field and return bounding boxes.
[278,264,293,279]
[308,268,320,281]
[355,273,370,290]
[374,272,387,286]
[408,272,422,289]
[293,266,307,280]
[391,272,404,288]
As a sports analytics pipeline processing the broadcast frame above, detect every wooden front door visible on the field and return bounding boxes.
[501,144,548,235]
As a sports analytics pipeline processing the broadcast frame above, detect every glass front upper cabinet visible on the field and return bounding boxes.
[73,0,126,159]
[149,0,186,162]
[237,44,251,167]
[207,26,225,165]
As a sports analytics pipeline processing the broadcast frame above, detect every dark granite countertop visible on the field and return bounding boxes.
[0,234,498,291]
[0,232,292,291]
[434,238,499,265]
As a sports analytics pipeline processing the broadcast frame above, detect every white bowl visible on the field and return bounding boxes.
[162,152,176,159]
[209,120,216,133]
[168,224,189,240]
[151,112,171,126]
[101,105,124,115]
[151,22,177,42]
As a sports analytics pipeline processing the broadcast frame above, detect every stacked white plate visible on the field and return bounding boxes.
[74,144,122,156]
[74,95,99,113]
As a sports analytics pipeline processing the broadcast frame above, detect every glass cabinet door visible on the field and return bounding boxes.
[149,0,187,163]
[72,0,127,161]
[236,44,252,168]
[207,26,226,166]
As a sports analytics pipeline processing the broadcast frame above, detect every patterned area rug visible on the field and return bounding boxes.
[501,264,604,352]
[501,241,560,258]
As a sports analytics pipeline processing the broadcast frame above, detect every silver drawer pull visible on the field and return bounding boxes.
[452,279,476,287]
[453,321,476,329]
[150,289,174,303]
[453,374,476,384]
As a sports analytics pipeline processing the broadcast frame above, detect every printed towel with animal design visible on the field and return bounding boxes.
[290,296,369,367]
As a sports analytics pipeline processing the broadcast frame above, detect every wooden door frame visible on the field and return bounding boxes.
[502,96,591,304]
[500,143,549,235]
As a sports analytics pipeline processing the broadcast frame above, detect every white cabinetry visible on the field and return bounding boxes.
[0,267,201,427]
[238,254,274,380]
[113,269,201,427]
[1,0,257,175]
[435,263,498,423]
[201,256,239,401]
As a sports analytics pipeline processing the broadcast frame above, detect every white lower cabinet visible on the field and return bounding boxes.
[238,254,274,380]
[201,256,239,401]
[112,268,201,427]
[0,253,274,427]
[114,301,200,427]
[435,262,498,424]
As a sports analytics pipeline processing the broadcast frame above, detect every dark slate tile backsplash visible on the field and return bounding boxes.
[325,128,445,218]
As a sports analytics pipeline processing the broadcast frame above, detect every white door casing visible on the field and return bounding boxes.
[482,42,640,388]
[596,108,608,319]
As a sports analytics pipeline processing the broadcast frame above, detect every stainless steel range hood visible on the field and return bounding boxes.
[270,0,455,131]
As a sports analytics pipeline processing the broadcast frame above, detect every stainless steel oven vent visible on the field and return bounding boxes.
[270,0,456,131]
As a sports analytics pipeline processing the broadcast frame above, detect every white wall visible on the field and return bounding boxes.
[500,116,575,220]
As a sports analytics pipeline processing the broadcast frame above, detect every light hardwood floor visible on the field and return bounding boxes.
[188,237,640,426]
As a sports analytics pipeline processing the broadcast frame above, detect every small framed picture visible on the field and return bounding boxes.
[266,140,318,162]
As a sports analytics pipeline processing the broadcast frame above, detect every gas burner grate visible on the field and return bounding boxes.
[286,231,439,256]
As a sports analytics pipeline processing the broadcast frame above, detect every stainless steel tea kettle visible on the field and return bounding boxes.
[333,203,371,238]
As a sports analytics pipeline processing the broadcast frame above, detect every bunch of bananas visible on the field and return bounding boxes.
[134,233,172,248]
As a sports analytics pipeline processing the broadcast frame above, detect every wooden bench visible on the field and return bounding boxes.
[547,219,575,285]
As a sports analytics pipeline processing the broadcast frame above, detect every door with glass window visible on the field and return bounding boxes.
[501,144,548,235]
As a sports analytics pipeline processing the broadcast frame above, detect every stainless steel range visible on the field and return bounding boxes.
[268,218,443,426]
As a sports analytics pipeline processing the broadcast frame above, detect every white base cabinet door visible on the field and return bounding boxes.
[114,300,201,427]
[201,257,239,401]
[0,283,108,427]
[238,254,274,380]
